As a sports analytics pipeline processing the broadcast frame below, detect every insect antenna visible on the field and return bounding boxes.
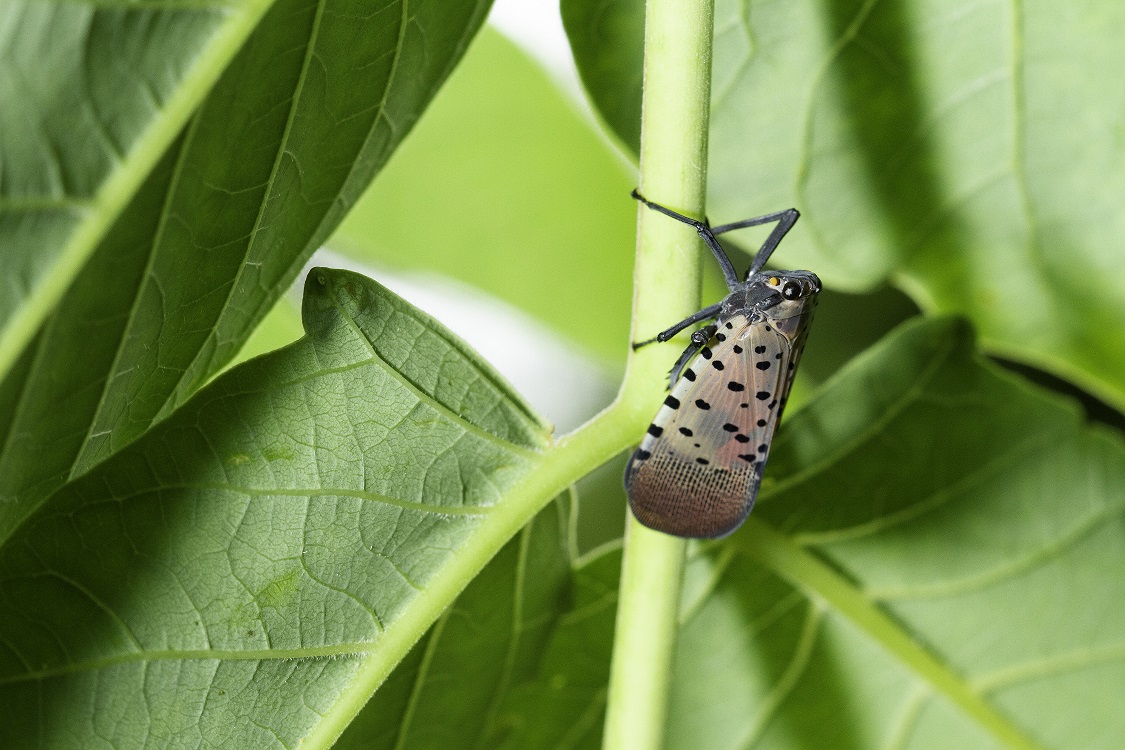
[710,209,800,279]
[631,189,740,290]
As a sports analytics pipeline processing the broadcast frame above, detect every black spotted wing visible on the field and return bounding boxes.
[625,312,811,538]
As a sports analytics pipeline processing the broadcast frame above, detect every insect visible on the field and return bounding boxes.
[625,190,820,538]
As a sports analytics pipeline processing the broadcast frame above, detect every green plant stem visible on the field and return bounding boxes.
[603,521,688,750]
[604,0,716,748]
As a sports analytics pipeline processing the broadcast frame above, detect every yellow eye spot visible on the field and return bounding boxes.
[769,277,780,286]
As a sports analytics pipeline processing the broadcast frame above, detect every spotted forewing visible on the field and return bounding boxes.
[625,302,816,538]
[624,191,819,539]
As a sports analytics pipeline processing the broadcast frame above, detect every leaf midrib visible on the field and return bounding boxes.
[0,643,375,687]
[0,0,276,395]
[740,517,1043,750]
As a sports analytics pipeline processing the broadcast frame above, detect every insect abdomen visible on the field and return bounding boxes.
[626,452,759,538]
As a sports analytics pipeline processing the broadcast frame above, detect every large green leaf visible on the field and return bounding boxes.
[496,549,621,750]
[329,28,637,364]
[0,0,492,539]
[471,318,1125,748]
[682,319,1125,748]
[335,496,574,749]
[0,0,273,377]
[0,269,553,747]
[562,0,1125,412]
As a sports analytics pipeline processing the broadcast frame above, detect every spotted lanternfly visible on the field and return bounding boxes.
[625,190,820,538]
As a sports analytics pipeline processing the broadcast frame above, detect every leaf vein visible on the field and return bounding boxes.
[763,332,957,500]
[324,280,542,461]
[793,427,1055,546]
[736,603,823,749]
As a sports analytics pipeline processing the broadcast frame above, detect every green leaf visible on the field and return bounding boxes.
[562,0,1125,411]
[0,0,273,377]
[481,317,1125,748]
[561,0,644,154]
[0,0,492,538]
[498,549,621,750]
[335,496,574,749]
[329,28,637,363]
[0,269,553,747]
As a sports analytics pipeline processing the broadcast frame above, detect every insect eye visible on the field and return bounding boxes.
[782,281,802,299]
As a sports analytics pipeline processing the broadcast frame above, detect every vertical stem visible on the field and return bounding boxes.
[604,0,715,748]
[603,522,689,750]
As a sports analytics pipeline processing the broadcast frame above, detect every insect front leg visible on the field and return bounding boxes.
[668,324,717,388]
[632,302,722,350]
[632,190,740,290]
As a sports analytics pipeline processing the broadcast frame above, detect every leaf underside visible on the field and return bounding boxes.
[378,317,1125,750]
[0,269,549,748]
[562,0,1125,412]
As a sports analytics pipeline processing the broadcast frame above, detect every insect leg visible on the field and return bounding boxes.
[710,208,799,278]
[632,189,740,290]
[632,302,722,350]
[668,323,718,387]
